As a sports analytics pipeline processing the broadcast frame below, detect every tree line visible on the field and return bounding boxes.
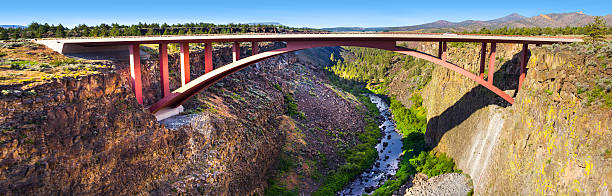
[0,22,323,40]
[463,24,611,36]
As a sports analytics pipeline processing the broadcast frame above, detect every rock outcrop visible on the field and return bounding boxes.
[0,42,368,195]
[419,43,611,194]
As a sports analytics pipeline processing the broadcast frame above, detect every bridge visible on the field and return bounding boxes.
[36,34,581,117]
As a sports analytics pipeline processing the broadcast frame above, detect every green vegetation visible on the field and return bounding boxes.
[312,94,381,196]
[584,16,608,45]
[264,156,299,196]
[309,70,382,195]
[411,151,457,177]
[272,83,306,120]
[372,95,460,196]
[390,94,427,134]
[0,22,323,40]
[284,92,305,120]
[324,46,460,195]
[585,84,612,108]
[327,46,433,95]
[8,60,38,70]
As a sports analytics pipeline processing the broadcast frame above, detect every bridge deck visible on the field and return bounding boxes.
[37,33,582,46]
[34,33,582,117]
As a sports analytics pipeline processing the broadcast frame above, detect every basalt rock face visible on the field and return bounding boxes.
[0,72,178,195]
[0,43,295,195]
[419,43,611,194]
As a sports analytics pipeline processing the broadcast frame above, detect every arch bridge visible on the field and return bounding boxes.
[36,34,581,115]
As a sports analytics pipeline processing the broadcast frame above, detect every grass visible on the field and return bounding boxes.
[8,60,39,70]
[264,155,299,196]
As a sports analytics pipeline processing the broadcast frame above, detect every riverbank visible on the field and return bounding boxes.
[339,94,404,195]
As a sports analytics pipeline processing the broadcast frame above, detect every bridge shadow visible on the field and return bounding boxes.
[424,49,531,148]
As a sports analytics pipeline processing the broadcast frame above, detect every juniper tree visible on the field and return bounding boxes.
[55,24,66,38]
[584,16,607,45]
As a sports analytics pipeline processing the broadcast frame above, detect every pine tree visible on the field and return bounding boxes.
[89,28,99,37]
[12,29,21,39]
[110,26,121,36]
[585,16,607,45]
[55,24,66,38]
[146,29,155,36]
[0,29,8,40]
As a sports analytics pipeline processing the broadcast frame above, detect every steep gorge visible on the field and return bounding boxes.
[1,39,609,195]
[0,42,380,195]
[327,41,610,195]
[420,43,611,194]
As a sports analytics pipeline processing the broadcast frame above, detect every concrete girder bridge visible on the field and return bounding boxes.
[37,34,581,119]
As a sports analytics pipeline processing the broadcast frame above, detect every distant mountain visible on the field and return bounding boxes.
[323,12,612,32]
[0,25,26,29]
[246,22,283,26]
[321,27,385,32]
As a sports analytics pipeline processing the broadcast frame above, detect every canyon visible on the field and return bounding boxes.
[0,37,610,195]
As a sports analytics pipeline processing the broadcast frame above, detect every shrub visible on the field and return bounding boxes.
[284,92,305,120]
[9,61,37,70]
[50,58,80,66]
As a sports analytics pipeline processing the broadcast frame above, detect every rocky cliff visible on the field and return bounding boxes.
[0,41,371,195]
[418,42,611,194]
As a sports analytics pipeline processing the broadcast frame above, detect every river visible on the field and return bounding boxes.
[339,94,404,195]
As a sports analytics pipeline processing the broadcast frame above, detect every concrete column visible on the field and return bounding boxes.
[519,44,528,91]
[129,44,143,104]
[180,42,190,86]
[437,41,443,59]
[204,42,213,73]
[251,41,259,55]
[232,42,240,62]
[441,42,447,61]
[479,42,487,79]
[159,43,170,97]
[488,42,497,85]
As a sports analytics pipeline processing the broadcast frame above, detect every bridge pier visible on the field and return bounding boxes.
[180,43,190,86]
[439,42,447,61]
[519,44,528,91]
[233,42,240,61]
[252,42,259,55]
[479,42,487,78]
[488,43,497,85]
[205,42,213,73]
[159,43,170,97]
[129,44,143,104]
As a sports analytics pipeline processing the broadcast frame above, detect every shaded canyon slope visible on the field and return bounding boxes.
[415,43,611,194]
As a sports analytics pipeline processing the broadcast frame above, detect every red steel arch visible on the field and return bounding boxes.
[148,40,518,112]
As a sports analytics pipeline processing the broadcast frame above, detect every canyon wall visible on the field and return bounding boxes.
[0,42,364,195]
[419,43,611,194]
[0,43,292,195]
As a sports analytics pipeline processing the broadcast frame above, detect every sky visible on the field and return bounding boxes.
[1,0,610,28]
